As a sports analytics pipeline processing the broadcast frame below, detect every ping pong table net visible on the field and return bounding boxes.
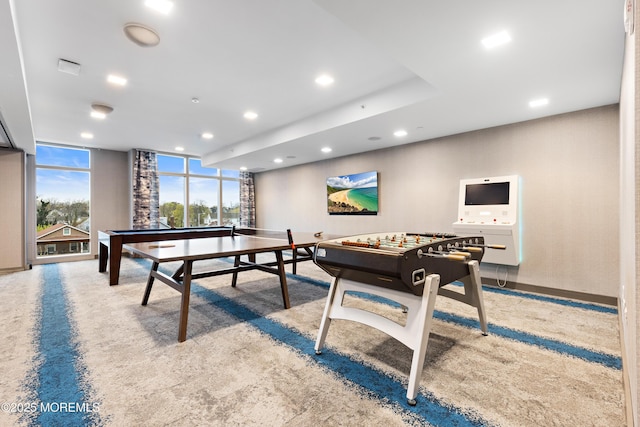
[231,227,294,245]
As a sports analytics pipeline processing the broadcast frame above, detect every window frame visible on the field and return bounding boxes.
[34,143,91,261]
[157,154,240,227]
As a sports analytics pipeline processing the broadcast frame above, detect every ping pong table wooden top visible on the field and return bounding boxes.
[123,231,329,263]
[98,226,234,285]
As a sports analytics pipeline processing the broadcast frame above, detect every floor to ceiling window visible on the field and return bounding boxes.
[158,154,240,227]
[35,143,91,257]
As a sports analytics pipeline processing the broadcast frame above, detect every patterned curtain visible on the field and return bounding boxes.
[239,171,256,228]
[132,150,160,229]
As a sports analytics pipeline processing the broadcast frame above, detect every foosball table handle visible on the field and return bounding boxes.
[486,244,507,250]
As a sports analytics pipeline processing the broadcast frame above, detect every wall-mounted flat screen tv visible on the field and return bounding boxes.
[327,171,378,215]
[465,182,510,205]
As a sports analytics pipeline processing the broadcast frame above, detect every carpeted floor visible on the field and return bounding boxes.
[0,254,625,426]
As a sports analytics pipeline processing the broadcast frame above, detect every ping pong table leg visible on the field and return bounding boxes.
[275,250,291,309]
[231,255,241,287]
[98,241,108,272]
[141,261,159,305]
[177,260,193,342]
[172,264,185,281]
[292,247,298,275]
[109,238,123,285]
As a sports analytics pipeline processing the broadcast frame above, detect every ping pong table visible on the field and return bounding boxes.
[124,228,333,342]
[98,226,234,285]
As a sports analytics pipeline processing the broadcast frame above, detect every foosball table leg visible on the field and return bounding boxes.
[313,273,442,406]
[314,277,339,355]
[405,274,440,406]
[467,260,488,335]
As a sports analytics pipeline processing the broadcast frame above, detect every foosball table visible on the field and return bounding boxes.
[313,232,504,405]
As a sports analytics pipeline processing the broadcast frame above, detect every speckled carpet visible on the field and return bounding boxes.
[0,255,625,426]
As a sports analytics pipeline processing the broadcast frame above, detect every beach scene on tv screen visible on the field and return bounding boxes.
[327,171,378,215]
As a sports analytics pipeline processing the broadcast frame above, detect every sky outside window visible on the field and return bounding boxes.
[158,154,185,173]
[36,144,90,168]
[36,145,90,202]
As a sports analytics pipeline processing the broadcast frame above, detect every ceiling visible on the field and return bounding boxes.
[0,0,625,172]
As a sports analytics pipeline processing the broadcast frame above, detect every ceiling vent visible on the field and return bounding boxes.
[57,58,81,76]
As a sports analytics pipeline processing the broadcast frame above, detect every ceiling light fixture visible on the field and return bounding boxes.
[273,158,283,163]
[91,103,113,115]
[244,111,258,120]
[394,129,408,137]
[315,74,334,86]
[201,132,214,139]
[123,23,160,47]
[240,166,247,171]
[80,132,94,139]
[145,0,174,14]
[90,103,113,119]
[529,98,549,108]
[175,146,185,152]
[107,74,127,86]
[321,147,332,153]
[481,30,511,49]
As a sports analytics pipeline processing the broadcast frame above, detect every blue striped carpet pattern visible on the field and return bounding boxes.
[1,257,623,426]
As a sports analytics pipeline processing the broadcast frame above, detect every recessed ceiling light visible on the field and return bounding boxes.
[145,0,174,15]
[201,132,214,139]
[244,111,258,120]
[321,147,332,153]
[191,97,200,104]
[175,146,185,152]
[315,74,334,86]
[481,30,511,49]
[239,166,247,171]
[90,111,106,119]
[107,74,127,86]
[529,98,549,108]
[123,23,160,47]
[80,132,94,139]
[273,158,283,163]
[394,129,408,137]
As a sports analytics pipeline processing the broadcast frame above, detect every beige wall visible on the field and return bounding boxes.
[255,105,620,298]
[90,148,130,255]
[0,150,24,271]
